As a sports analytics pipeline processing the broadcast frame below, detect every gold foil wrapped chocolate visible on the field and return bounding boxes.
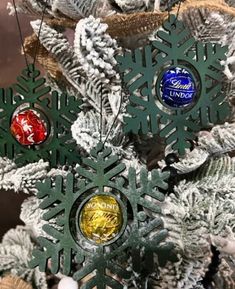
[80,195,123,244]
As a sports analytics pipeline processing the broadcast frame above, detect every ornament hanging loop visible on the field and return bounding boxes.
[98,86,123,151]
[12,0,30,71]
[103,88,123,148]
[99,85,103,145]
[167,0,182,28]
[11,0,49,71]
[166,0,171,21]
[32,1,49,67]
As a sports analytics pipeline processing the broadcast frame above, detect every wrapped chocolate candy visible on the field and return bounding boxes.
[160,67,197,108]
[10,109,47,145]
[80,195,123,244]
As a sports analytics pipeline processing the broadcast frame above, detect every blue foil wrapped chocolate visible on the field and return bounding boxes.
[160,67,196,108]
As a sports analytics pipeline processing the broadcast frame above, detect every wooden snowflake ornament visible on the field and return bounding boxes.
[30,144,176,289]
[117,15,231,155]
[0,64,82,167]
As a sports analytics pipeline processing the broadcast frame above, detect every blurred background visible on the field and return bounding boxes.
[0,0,33,238]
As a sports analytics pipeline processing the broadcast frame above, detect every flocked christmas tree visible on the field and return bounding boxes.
[1,0,235,289]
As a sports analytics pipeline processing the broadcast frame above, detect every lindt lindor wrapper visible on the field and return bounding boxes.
[160,67,196,108]
[10,109,47,145]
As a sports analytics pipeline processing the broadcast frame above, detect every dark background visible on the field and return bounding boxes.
[0,0,33,238]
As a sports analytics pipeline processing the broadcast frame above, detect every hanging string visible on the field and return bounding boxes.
[98,87,123,149]
[103,1,182,149]
[103,90,123,148]
[11,0,49,70]
[99,85,103,143]
[174,0,182,23]
[12,0,30,70]
[33,1,49,66]
[98,83,123,148]
[167,0,171,19]
[167,0,182,25]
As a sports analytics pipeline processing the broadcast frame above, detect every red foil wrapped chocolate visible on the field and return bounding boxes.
[10,109,47,145]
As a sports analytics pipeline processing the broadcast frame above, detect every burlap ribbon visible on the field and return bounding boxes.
[0,276,33,289]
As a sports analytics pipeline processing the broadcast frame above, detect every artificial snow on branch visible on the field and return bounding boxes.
[211,235,235,256]
[20,197,50,239]
[7,0,53,16]
[74,16,121,86]
[159,123,235,175]
[82,75,121,116]
[71,110,101,150]
[147,153,235,288]
[71,110,143,172]
[159,155,235,257]
[7,0,162,18]
[159,148,209,175]
[30,17,124,119]
[30,20,85,95]
[20,195,63,242]
[52,0,114,19]
[198,123,235,155]
[71,110,125,149]
[212,256,235,289]
[113,0,152,12]
[0,159,49,194]
[154,255,212,289]
[179,7,235,111]
[0,226,47,289]
[0,157,69,194]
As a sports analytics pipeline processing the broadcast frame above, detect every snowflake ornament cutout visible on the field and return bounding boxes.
[0,64,82,166]
[30,144,176,289]
[117,15,231,155]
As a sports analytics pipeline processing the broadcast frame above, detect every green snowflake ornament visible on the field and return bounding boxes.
[30,144,176,289]
[0,64,82,166]
[117,15,231,155]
